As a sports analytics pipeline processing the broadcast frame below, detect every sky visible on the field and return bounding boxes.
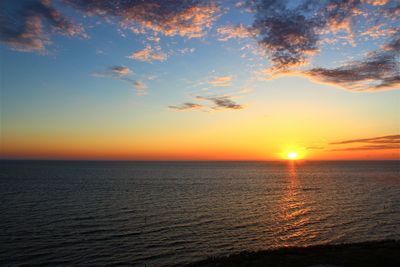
[0,0,399,160]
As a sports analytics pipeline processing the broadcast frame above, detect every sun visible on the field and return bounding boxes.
[287,152,298,160]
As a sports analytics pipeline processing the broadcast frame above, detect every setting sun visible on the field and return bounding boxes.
[287,152,298,160]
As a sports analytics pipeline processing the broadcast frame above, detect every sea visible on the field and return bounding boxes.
[0,160,399,266]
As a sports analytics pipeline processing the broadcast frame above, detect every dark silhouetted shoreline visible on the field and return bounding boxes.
[185,240,400,267]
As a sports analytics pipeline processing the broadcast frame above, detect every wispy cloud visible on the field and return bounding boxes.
[169,94,244,112]
[330,134,400,151]
[128,45,167,63]
[196,95,244,110]
[133,80,148,95]
[93,66,149,95]
[217,24,253,41]
[0,0,85,53]
[178,47,196,54]
[92,66,132,78]
[330,135,400,145]
[331,144,400,151]
[208,75,233,87]
[169,102,203,111]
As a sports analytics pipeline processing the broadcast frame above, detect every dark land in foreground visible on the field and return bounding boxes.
[185,240,400,267]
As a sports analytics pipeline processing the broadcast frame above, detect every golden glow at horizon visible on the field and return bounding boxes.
[287,152,298,160]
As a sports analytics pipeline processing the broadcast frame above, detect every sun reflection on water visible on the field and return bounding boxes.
[275,161,314,246]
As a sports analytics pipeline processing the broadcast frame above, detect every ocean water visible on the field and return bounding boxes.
[0,160,399,266]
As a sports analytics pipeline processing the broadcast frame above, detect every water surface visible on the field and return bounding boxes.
[0,161,399,266]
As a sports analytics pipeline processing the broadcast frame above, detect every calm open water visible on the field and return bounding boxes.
[0,160,399,266]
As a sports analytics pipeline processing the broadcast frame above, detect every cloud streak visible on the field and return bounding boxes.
[169,102,203,111]
[133,80,148,95]
[330,134,400,151]
[208,75,233,87]
[330,135,400,145]
[304,36,400,91]
[93,66,148,95]
[92,66,132,78]
[169,94,244,112]
[196,95,244,110]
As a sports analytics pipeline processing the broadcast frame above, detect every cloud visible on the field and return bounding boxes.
[331,144,399,151]
[196,95,244,110]
[251,0,324,71]
[93,66,149,95]
[92,66,132,78]
[208,75,233,87]
[178,47,196,54]
[63,0,220,38]
[257,32,399,91]
[330,134,400,151]
[330,135,400,145]
[169,95,244,112]
[0,0,85,52]
[304,36,400,91]
[249,0,398,73]
[110,66,131,77]
[217,24,253,41]
[133,80,148,95]
[169,102,203,111]
[128,45,167,62]
[362,0,390,6]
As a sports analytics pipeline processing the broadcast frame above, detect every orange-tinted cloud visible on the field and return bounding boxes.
[128,45,167,62]
[64,0,220,38]
[208,75,233,87]
[217,24,253,41]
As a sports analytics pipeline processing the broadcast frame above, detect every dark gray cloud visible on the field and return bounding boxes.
[169,102,203,111]
[330,134,400,151]
[305,36,400,91]
[250,0,399,90]
[63,0,219,38]
[250,0,398,73]
[196,95,244,110]
[0,0,85,52]
[251,0,325,70]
